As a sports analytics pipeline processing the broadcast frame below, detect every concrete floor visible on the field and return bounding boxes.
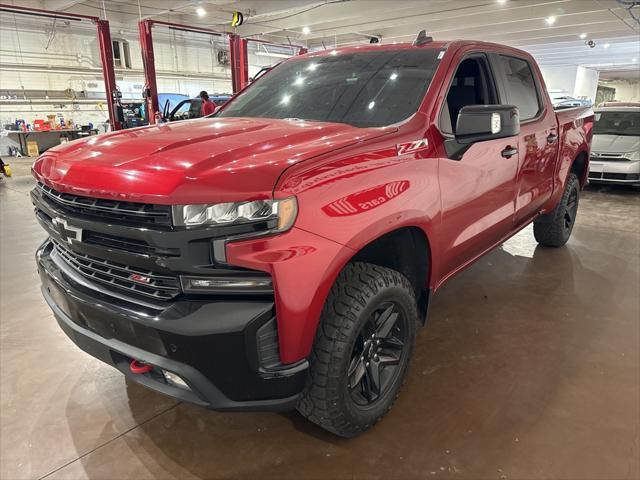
[1,159,639,480]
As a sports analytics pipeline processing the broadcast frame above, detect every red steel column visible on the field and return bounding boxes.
[138,20,159,124]
[96,19,122,131]
[230,34,249,93]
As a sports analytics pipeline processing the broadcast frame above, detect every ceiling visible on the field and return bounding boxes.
[16,0,640,75]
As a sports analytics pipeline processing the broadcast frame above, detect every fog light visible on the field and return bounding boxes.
[181,276,273,293]
[162,369,190,389]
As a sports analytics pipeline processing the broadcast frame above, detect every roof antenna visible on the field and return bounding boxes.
[413,30,433,46]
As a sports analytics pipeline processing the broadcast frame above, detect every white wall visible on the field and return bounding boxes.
[0,19,235,94]
[540,65,578,98]
[573,66,599,101]
[603,80,640,102]
[540,65,599,102]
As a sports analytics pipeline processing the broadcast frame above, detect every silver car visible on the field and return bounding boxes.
[589,106,640,187]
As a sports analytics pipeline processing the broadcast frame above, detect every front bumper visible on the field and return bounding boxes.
[588,160,640,185]
[37,241,307,411]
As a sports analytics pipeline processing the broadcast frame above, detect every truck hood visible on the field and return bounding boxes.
[32,117,392,204]
[591,134,640,155]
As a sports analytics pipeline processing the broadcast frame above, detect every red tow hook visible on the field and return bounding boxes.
[130,359,153,374]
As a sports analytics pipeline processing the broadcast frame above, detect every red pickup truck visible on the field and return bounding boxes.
[32,38,593,437]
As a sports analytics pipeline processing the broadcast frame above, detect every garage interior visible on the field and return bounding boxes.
[0,1,639,479]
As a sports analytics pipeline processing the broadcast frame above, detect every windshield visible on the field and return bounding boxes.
[593,111,640,136]
[218,49,442,128]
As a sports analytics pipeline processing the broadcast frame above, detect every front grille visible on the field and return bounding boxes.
[591,153,631,162]
[37,183,172,227]
[84,231,179,257]
[589,172,640,181]
[35,208,177,257]
[52,241,181,301]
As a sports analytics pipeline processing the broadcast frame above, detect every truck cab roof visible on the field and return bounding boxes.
[298,39,535,60]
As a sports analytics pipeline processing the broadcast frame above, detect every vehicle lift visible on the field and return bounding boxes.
[0,5,308,131]
[244,37,307,81]
[0,3,123,131]
[138,19,307,125]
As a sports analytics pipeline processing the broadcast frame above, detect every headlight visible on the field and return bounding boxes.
[172,197,297,231]
[625,150,640,161]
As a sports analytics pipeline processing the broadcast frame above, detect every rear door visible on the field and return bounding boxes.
[436,51,519,279]
[493,54,559,226]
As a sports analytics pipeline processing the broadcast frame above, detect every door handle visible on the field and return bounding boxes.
[547,133,558,144]
[501,146,518,158]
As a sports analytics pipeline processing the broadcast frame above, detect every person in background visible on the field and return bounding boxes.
[199,91,217,117]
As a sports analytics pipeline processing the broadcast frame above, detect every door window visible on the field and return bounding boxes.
[497,56,542,121]
[189,100,202,118]
[439,56,497,135]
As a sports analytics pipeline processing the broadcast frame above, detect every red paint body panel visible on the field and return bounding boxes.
[227,227,354,363]
[32,117,392,204]
[32,41,593,364]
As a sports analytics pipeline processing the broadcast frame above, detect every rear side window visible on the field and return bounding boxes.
[498,55,542,121]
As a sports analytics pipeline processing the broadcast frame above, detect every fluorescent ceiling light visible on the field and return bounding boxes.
[196,7,206,17]
[302,26,311,35]
[545,16,556,25]
[633,58,638,62]
[579,33,587,39]
[603,43,610,49]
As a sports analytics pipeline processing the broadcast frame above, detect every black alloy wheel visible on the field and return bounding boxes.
[348,302,408,406]
[564,187,579,233]
[297,262,418,437]
[534,172,580,247]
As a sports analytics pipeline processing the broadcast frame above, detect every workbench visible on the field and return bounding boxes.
[5,129,98,156]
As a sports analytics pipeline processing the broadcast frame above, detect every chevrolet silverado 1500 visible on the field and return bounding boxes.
[32,37,593,437]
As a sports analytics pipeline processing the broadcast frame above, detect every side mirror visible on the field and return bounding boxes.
[455,105,520,145]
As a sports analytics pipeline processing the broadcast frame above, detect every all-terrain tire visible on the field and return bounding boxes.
[297,262,418,437]
[534,172,580,247]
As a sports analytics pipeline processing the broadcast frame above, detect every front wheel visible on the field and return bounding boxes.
[297,262,417,437]
[534,172,580,247]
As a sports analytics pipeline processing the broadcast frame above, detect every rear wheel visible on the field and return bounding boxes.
[534,172,580,247]
[297,262,417,437]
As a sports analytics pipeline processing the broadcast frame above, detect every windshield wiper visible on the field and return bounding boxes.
[282,117,348,126]
[283,117,326,123]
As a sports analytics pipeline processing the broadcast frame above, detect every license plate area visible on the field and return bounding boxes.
[590,162,604,173]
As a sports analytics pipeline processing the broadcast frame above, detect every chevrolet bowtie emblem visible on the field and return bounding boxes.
[52,217,83,244]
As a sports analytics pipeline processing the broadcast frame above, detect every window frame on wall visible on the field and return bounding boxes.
[112,39,132,69]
